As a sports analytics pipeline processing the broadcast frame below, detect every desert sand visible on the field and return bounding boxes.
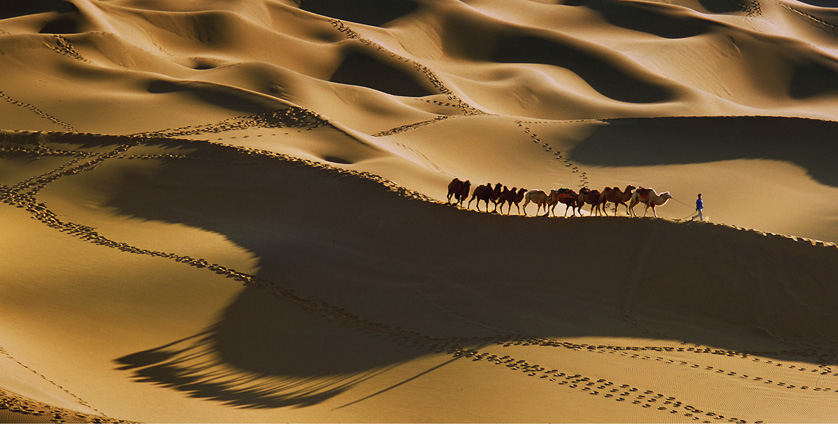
[1,0,838,422]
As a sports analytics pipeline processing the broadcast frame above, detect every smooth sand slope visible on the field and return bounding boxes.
[1,0,838,422]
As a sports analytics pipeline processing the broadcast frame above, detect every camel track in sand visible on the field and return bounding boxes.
[515,120,591,189]
[3,131,838,422]
[329,19,485,117]
[0,91,76,132]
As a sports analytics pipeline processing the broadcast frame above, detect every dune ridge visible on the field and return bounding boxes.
[2,131,838,422]
[2,0,838,422]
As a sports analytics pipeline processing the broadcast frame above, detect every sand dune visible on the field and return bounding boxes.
[2,0,838,422]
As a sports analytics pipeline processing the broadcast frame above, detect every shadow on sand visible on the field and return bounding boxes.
[570,116,838,187]
[101,140,838,408]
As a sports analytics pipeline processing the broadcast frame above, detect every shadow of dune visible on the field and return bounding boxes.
[790,61,838,98]
[570,116,838,187]
[0,0,77,20]
[330,49,437,97]
[298,0,419,27]
[39,15,79,34]
[794,0,838,6]
[114,288,415,409]
[146,80,286,114]
[698,0,751,13]
[99,141,838,407]
[564,0,712,39]
[490,35,675,103]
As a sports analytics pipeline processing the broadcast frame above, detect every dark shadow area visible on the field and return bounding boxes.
[569,116,838,187]
[699,0,749,13]
[790,61,838,98]
[330,50,436,97]
[114,288,416,409]
[795,0,838,6]
[564,0,712,39]
[491,35,675,103]
[88,140,838,408]
[298,0,419,27]
[146,80,284,114]
[39,15,79,34]
[0,0,77,20]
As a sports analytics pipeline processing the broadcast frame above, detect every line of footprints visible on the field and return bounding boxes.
[516,121,590,188]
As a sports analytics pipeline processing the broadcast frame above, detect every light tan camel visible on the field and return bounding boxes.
[628,187,672,218]
[523,189,560,217]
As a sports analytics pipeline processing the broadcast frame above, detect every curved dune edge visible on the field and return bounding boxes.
[2,130,838,422]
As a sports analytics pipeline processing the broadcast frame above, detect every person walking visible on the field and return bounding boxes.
[690,193,704,221]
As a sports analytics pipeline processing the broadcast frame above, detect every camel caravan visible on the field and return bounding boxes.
[447,178,672,218]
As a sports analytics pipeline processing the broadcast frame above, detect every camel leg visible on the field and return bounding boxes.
[522,200,529,216]
[652,205,658,218]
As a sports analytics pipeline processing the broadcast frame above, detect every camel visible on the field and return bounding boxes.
[628,187,672,218]
[599,185,636,216]
[497,186,527,215]
[552,188,581,217]
[467,183,492,212]
[578,187,604,216]
[468,182,502,212]
[523,189,560,217]
[510,187,527,215]
[446,178,471,207]
[489,182,504,212]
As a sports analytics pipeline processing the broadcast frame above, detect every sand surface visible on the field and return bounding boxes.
[1,0,838,422]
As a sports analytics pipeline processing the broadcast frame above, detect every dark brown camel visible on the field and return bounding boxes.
[498,186,527,215]
[599,185,636,216]
[489,182,504,212]
[510,187,527,215]
[552,188,581,217]
[468,182,495,212]
[446,178,471,206]
[579,187,604,216]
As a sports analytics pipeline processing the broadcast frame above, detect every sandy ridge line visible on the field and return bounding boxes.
[2,134,836,421]
[0,146,758,423]
[0,136,757,421]
[328,19,485,116]
[371,115,454,137]
[0,91,76,132]
[776,1,838,34]
[131,107,331,139]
